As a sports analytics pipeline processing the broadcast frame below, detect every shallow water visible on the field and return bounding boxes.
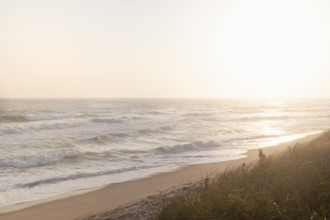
[0,99,329,207]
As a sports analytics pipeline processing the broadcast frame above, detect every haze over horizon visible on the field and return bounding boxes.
[1,0,330,99]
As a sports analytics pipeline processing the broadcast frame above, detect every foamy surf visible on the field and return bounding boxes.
[0,99,329,208]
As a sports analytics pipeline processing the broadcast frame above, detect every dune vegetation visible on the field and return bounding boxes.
[157,132,330,220]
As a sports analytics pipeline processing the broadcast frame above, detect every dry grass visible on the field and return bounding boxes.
[157,132,330,220]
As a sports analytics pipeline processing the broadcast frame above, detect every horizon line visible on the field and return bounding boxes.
[0,97,329,100]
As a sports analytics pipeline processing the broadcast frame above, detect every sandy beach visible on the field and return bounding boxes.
[0,132,321,220]
[2,0,330,218]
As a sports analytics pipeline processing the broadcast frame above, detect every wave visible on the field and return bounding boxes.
[25,113,82,121]
[146,110,163,115]
[116,148,148,155]
[137,124,179,134]
[91,118,126,123]
[183,112,217,117]
[0,115,29,123]
[155,140,221,154]
[0,121,85,135]
[237,115,296,121]
[90,116,148,124]
[81,124,180,144]
[81,132,132,144]
[224,134,280,143]
[0,113,83,124]
[15,164,157,188]
[0,144,87,168]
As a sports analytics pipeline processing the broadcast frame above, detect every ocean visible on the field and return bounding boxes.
[0,99,329,208]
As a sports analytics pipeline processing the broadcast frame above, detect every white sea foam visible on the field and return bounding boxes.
[0,144,86,168]
[0,99,330,208]
[155,140,221,154]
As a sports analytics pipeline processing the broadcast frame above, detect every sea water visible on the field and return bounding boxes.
[0,99,329,207]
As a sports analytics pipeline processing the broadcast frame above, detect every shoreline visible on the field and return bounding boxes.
[0,132,322,220]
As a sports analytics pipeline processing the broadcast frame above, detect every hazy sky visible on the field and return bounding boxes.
[1,0,330,98]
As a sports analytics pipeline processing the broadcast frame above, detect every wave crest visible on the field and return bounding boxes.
[155,140,221,154]
[0,115,28,123]
[91,118,126,123]
[0,144,86,168]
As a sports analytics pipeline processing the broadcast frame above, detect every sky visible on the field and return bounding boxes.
[1,0,330,98]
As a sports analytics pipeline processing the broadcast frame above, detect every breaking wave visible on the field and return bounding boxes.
[0,144,87,168]
[81,124,180,144]
[155,140,221,154]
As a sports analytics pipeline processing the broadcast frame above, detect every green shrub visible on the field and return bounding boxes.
[157,132,330,219]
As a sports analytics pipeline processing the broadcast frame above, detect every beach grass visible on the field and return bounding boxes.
[157,132,330,220]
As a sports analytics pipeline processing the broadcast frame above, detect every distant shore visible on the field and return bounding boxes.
[0,132,322,220]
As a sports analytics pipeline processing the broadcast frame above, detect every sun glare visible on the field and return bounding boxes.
[223,2,323,98]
